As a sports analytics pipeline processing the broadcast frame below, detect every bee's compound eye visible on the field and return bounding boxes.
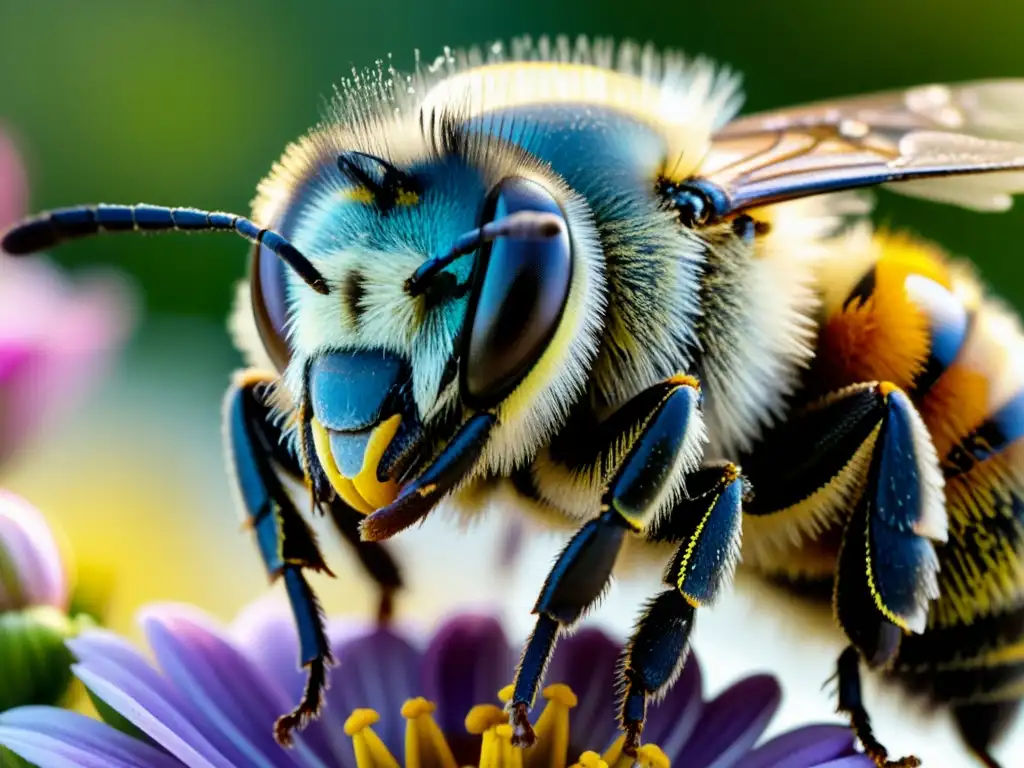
[250,239,292,371]
[461,177,572,409]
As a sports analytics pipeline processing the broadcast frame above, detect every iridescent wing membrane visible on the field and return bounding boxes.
[702,81,1024,213]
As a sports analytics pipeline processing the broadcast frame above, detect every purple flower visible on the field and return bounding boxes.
[0,599,872,767]
[0,126,135,470]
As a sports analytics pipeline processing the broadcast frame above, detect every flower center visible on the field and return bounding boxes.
[342,682,669,767]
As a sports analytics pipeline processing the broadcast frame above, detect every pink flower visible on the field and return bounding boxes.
[0,125,135,468]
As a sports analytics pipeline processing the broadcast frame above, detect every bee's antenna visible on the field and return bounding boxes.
[405,210,565,296]
[1,204,330,295]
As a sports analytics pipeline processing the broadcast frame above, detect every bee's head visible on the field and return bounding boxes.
[248,127,604,513]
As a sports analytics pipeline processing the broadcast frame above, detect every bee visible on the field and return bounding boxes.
[4,34,1024,768]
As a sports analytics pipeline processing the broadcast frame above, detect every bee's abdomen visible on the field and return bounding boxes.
[895,602,1024,705]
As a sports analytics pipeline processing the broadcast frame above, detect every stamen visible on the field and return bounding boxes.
[344,708,401,768]
[571,753,608,768]
[401,697,458,768]
[633,745,669,768]
[498,684,515,704]
[524,684,577,768]
[601,736,635,768]
[466,704,510,735]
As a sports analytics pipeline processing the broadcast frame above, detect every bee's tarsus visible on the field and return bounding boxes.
[508,701,536,748]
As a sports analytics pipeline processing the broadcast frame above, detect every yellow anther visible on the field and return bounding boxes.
[634,745,669,768]
[572,753,608,768]
[498,684,515,704]
[345,708,400,768]
[345,709,382,736]
[401,697,437,719]
[601,735,633,768]
[525,683,576,768]
[402,697,457,768]
[466,704,509,735]
[541,684,578,709]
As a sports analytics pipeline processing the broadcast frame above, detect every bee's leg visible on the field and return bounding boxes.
[323,498,403,624]
[952,700,1017,768]
[509,377,705,747]
[616,463,745,753]
[248,380,407,628]
[744,381,943,767]
[225,372,335,746]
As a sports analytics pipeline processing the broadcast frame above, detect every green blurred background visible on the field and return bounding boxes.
[4,0,1024,320]
[2,2,1024,762]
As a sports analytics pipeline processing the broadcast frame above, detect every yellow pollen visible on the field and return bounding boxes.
[878,381,899,398]
[572,753,608,768]
[401,697,437,719]
[396,188,420,205]
[498,684,514,704]
[635,745,670,768]
[345,708,401,768]
[541,684,578,708]
[525,683,578,768]
[345,709,382,736]
[465,704,509,734]
[601,735,634,768]
[668,374,700,390]
[402,697,457,768]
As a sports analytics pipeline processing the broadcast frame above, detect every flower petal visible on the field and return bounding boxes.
[738,725,860,768]
[546,628,621,752]
[231,596,305,702]
[678,674,781,768]
[0,491,66,610]
[326,626,422,760]
[644,652,704,759]
[815,758,876,768]
[73,660,236,768]
[421,614,513,738]
[141,604,320,768]
[0,706,181,768]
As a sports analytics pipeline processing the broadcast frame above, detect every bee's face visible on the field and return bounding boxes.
[247,124,604,512]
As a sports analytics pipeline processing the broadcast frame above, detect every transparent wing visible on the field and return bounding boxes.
[703,81,1024,212]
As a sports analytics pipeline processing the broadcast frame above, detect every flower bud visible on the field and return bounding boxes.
[0,492,91,711]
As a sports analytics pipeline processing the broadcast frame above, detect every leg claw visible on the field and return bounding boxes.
[509,702,536,748]
[623,722,642,757]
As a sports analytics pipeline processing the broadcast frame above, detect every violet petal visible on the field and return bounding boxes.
[231,598,305,702]
[141,606,314,768]
[679,674,781,768]
[645,653,705,759]
[0,707,181,768]
[738,725,859,768]
[547,628,621,751]
[73,628,269,766]
[422,614,513,737]
[73,658,236,768]
[815,758,876,768]
[326,626,421,760]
